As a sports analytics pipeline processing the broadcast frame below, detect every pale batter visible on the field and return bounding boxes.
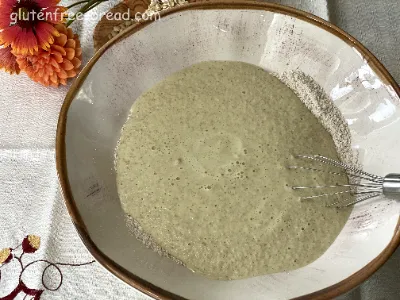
[116,61,352,280]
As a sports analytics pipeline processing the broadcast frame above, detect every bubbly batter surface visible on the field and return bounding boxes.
[116,61,352,279]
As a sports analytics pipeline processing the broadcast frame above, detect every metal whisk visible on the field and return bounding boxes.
[289,154,400,208]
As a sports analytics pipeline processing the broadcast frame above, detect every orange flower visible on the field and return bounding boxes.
[0,46,20,74]
[0,0,66,55]
[14,24,82,87]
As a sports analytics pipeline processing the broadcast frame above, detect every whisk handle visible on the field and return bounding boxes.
[383,174,400,197]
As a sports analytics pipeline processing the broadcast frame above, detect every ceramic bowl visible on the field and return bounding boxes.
[56,1,400,299]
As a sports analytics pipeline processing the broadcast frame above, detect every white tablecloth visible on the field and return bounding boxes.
[0,1,398,299]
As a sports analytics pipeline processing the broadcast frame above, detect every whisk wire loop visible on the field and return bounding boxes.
[290,154,398,208]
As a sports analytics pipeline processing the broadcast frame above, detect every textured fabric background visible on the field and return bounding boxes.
[0,0,398,299]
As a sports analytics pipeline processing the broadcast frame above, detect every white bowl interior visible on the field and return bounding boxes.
[64,8,400,299]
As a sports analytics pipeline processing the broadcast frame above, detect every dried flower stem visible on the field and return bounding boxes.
[66,0,108,27]
[66,0,92,9]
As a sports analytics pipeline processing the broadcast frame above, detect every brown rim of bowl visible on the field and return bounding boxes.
[56,1,400,299]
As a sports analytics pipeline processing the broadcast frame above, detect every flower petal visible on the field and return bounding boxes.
[15,56,28,70]
[50,72,57,84]
[71,57,81,69]
[61,59,74,71]
[65,39,76,49]
[0,3,13,28]
[65,48,75,60]
[0,46,20,74]
[38,67,45,78]
[52,51,63,63]
[0,0,16,26]
[75,47,82,58]
[58,68,67,79]
[49,57,59,68]
[74,37,81,48]
[4,27,38,55]
[66,69,77,78]
[0,26,21,48]
[66,28,74,39]
[55,33,67,47]
[35,22,59,51]
[54,23,67,35]
[51,44,66,56]
[45,64,53,74]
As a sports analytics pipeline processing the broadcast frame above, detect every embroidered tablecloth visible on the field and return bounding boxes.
[0,1,399,299]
